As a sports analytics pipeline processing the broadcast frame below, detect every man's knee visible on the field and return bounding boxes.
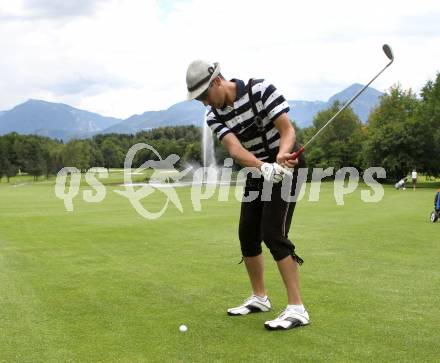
[261,229,295,261]
[266,239,302,263]
[240,239,263,257]
[239,221,261,255]
[266,242,293,261]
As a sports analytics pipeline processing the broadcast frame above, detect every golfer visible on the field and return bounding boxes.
[412,169,417,190]
[186,60,309,330]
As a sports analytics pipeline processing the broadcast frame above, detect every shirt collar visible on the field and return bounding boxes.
[231,78,246,101]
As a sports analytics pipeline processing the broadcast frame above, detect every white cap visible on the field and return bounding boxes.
[186,60,220,100]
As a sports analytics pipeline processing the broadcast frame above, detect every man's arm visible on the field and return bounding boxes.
[274,113,298,168]
[221,133,264,168]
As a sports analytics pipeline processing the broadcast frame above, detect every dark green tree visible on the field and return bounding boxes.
[22,138,46,180]
[414,73,440,177]
[44,142,64,178]
[0,133,20,182]
[183,141,202,164]
[0,137,9,182]
[62,139,94,172]
[100,138,125,170]
[364,84,420,179]
[303,101,363,170]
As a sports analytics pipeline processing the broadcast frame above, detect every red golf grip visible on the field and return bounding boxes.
[288,146,305,160]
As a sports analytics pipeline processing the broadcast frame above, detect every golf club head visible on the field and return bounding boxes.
[382,44,394,63]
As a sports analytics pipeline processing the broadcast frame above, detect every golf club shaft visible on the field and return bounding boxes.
[289,49,394,161]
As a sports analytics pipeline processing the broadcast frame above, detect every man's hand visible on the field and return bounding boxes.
[277,152,299,169]
[260,162,292,183]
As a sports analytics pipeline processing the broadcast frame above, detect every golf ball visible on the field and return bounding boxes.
[179,324,188,332]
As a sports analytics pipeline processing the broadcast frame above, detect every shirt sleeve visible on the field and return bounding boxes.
[206,109,232,141]
[259,80,290,122]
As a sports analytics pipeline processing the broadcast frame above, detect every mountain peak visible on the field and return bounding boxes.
[23,98,68,108]
[326,84,383,122]
[329,83,383,103]
[339,83,364,94]
[24,98,51,105]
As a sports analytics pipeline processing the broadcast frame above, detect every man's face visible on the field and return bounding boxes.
[197,77,224,108]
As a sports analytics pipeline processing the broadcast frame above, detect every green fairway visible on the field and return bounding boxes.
[0,181,439,362]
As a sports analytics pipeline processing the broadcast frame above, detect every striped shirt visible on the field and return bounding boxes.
[206,78,290,161]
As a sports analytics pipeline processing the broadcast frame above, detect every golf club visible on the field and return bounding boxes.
[288,44,394,160]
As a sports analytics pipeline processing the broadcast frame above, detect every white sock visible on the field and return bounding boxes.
[254,294,267,301]
[287,304,305,313]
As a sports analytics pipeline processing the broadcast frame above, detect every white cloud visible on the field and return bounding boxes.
[0,0,439,117]
[23,0,106,18]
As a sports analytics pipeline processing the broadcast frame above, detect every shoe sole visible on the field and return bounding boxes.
[227,305,270,316]
[264,320,309,330]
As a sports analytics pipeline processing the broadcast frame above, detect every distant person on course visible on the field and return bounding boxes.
[412,169,418,191]
[435,189,440,212]
[186,60,309,330]
[395,177,407,190]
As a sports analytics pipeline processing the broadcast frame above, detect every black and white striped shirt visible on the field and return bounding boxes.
[206,78,290,161]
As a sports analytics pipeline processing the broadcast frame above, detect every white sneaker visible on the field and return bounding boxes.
[227,294,272,316]
[264,306,310,330]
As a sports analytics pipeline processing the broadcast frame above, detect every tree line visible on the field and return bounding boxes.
[0,126,202,182]
[1,73,439,182]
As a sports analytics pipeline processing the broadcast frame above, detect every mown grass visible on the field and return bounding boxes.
[0,180,439,362]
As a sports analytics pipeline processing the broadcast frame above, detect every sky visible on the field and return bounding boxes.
[0,0,439,118]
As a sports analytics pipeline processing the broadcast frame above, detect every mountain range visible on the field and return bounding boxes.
[0,83,383,140]
[0,99,121,140]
